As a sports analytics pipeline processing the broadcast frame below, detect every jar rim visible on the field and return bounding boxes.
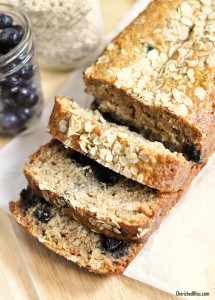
[0,3,32,68]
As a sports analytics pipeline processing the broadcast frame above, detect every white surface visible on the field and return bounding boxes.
[0,1,215,299]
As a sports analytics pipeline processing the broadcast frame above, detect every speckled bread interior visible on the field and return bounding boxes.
[84,0,215,164]
[48,96,192,192]
[9,189,144,275]
[24,140,188,242]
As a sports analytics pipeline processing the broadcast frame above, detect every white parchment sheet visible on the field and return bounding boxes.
[0,1,215,299]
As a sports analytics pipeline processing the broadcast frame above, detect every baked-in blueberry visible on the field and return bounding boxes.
[0,13,12,29]
[67,149,91,166]
[101,236,125,252]
[90,100,99,111]
[183,144,201,163]
[33,204,53,223]
[20,188,42,211]
[95,167,120,186]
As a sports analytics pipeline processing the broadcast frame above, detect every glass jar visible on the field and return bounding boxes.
[0,3,43,136]
[7,0,103,71]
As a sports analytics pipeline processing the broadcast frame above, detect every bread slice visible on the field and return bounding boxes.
[83,0,215,164]
[24,139,187,242]
[9,188,144,275]
[48,96,192,192]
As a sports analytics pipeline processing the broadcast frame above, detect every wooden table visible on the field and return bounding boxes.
[0,1,185,299]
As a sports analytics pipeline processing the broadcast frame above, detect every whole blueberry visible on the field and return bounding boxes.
[1,85,19,98]
[6,75,22,88]
[1,113,19,129]
[3,98,17,112]
[19,64,34,80]
[17,107,33,122]
[17,87,38,107]
[0,28,21,48]
[26,81,38,92]
[0,13,13,29]
[10,86,20,95]
[12,25,24,41]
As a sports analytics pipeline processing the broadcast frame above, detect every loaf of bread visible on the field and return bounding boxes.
[84,0,215,164]
[9,188,144,275]
[9,0,214,278]
[48,96,192,192]
[24,139,188,242]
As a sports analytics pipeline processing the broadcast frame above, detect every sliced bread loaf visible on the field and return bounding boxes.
[48,96,192,192]
[24,140,186,242]
[10,188,144,275]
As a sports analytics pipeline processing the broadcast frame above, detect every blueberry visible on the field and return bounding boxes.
[67,149,92,166]
[20,189,42,211]
[3,98,17,112]
[17,87,38,107]
[27,81,38,92]
[6,75,22,88]
[183,144,202,163]
[95,168,120,186]
[0,13,13,29]
[26,93,39,107]
[10,86,20,95]
[17,107,33,122]
[19,64,34,80]
[0,28,21,49]
[33,204,53,223]
[101,236,125,252]
[12,25,24,40]
[1,113,19,129]
[90,100,99,110]
[1,84,19,97]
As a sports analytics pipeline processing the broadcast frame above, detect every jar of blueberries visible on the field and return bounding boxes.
[0,4,43,136]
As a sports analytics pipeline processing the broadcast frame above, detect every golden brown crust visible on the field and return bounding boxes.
[48,96,192,192]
